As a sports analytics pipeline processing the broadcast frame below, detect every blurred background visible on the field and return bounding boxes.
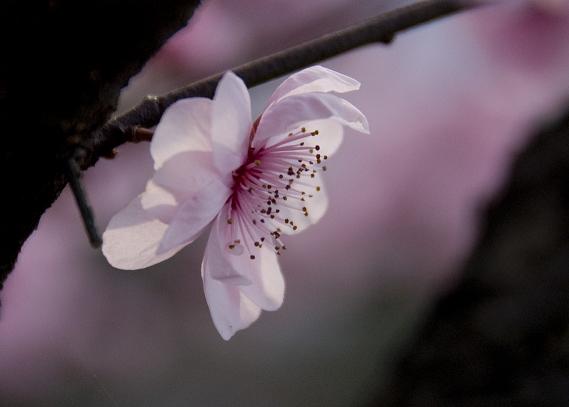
[2,0,569,405]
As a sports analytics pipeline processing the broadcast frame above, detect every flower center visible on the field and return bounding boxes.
[225,126,328,260]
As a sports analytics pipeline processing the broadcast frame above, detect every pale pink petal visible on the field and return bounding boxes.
[202,226,262,340]
[268,65,361,105]
[301,118,345,156]
[102,195,183,270]
[204,208,285,310]
[201,267,262,340]
[152,151,231,200]
[254,93,369,149]
[238,248,285,311]
[201,209,284,339]
[211,72,252,175]
[215,210,284,309]
[157,175,231,254]
[202,219,252,285]
[150,98,212,170]
[139,179,178,224]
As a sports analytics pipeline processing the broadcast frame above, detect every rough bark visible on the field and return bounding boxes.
[0,0,200,286]
[375,107,569,406]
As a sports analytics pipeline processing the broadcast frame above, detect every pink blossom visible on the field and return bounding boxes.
[103,66,369,339]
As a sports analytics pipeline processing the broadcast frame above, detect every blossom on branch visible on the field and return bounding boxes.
[102,66,369,339]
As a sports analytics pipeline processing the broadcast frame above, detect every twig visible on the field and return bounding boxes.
[131,126,155,143]
[86,0,480,165]
[64,158,102,248]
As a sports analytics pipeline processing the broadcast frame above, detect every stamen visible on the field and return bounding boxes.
[227,125,328,258]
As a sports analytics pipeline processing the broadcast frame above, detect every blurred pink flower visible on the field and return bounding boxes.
[103,66,369,339]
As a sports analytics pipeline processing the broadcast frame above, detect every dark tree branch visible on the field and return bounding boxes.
[0,0,201,289]
[374,104,569,406]
[82,0,480,169]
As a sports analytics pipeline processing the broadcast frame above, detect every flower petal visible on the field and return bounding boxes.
[204,207,285,309]
[203,211,251,284]
[268,65,361,105]
[201,265,262,340]
[139,179,178,224]
[239,247,285,311]
[254,93,369,149]
[157,174,231,254]
[150,98,212,170]
[214,215,285,309]
[301,118,344,156]
[202,220,264,340]
[211,72,252,175]
[153,151,230,200]
[102,194,183,270]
